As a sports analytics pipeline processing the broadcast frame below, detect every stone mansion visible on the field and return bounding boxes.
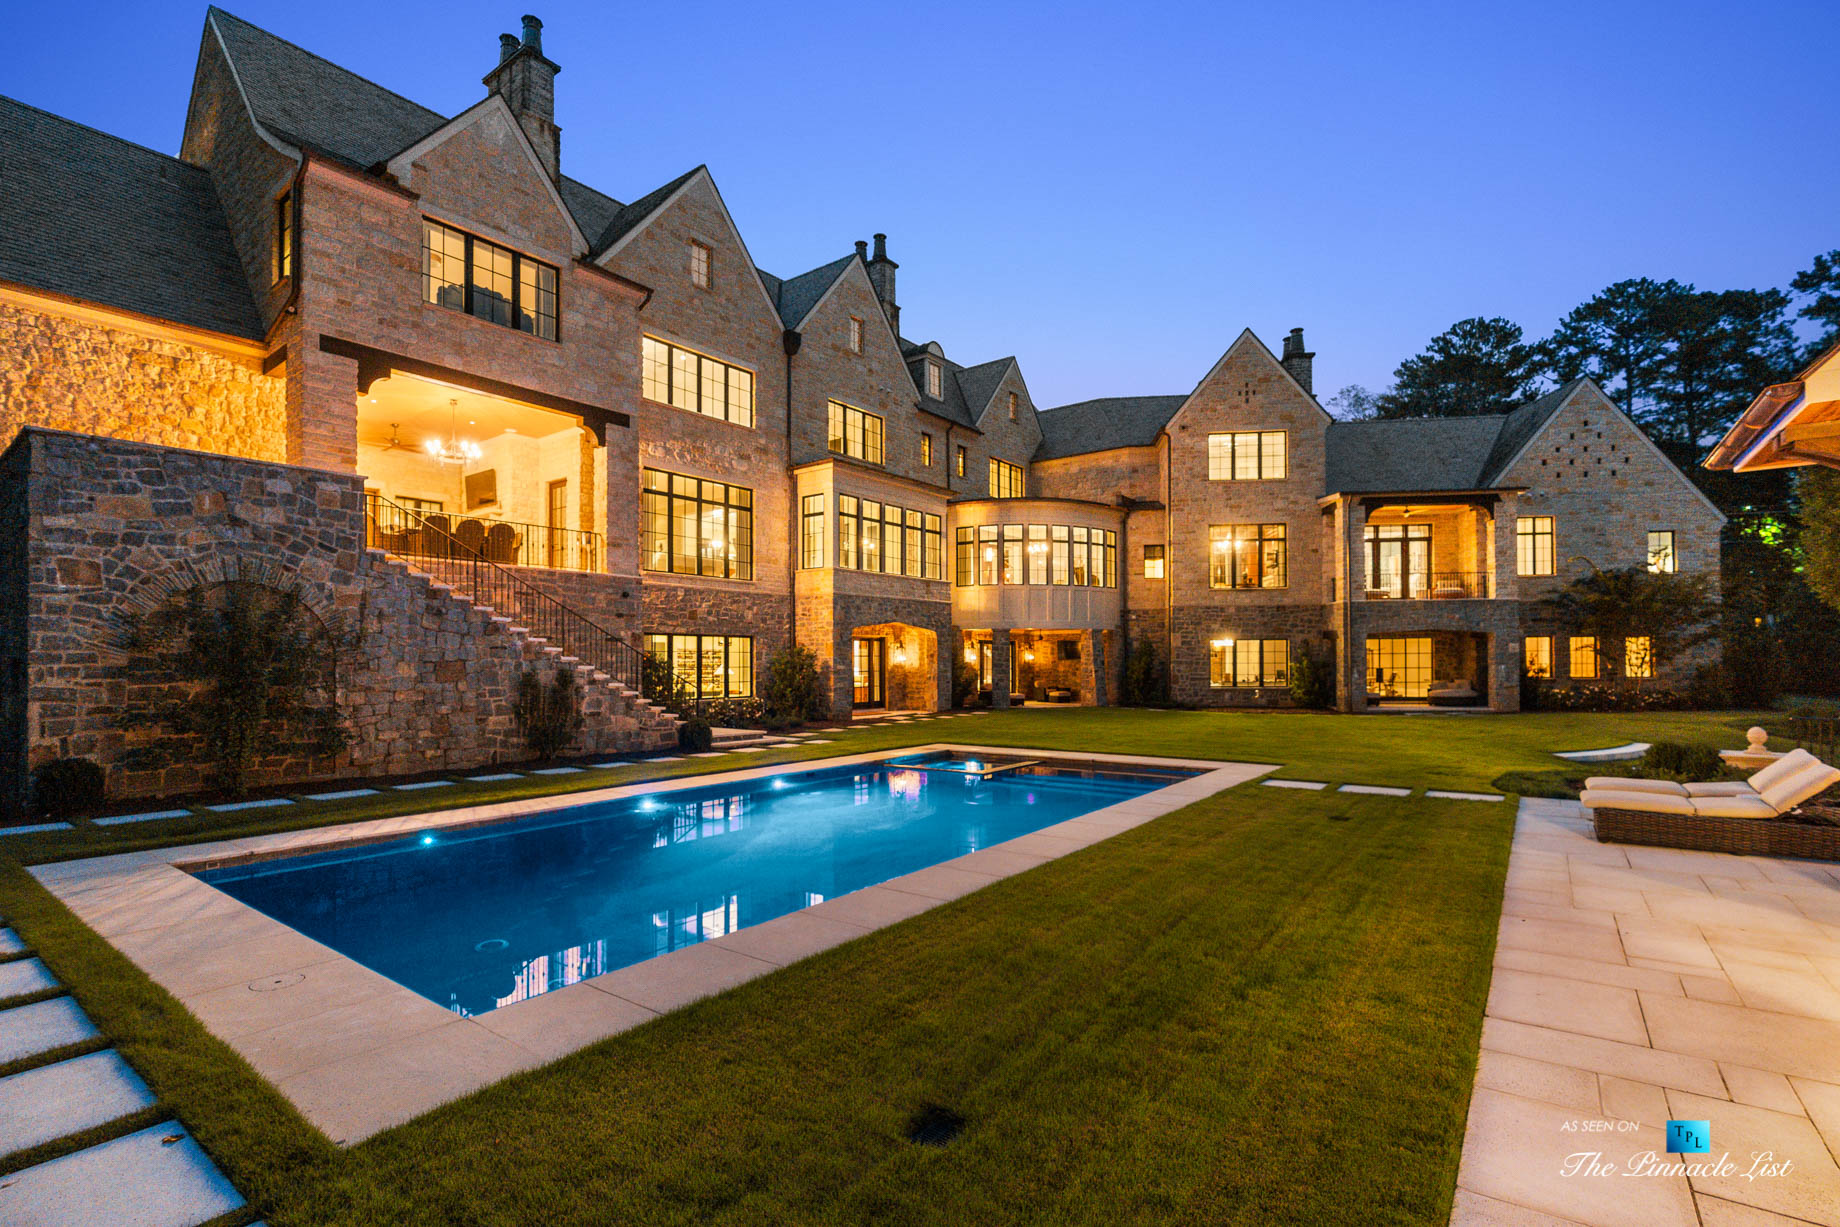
[0,9,1724,804]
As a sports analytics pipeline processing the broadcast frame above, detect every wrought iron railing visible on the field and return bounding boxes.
[1362,571,1494,600]
[365,494,699,715]
[363,493,602,573]
[1787,716,1840,761]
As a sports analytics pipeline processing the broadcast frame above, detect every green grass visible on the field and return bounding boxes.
[5,706,1764,865]
[0,708,1770,1224]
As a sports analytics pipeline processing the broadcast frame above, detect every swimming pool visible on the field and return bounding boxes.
[199,758,1193,1018]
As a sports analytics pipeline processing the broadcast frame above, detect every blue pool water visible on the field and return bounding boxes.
[199,759,1190,1017]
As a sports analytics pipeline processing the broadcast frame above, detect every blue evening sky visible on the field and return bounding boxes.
[12,1,1833,408]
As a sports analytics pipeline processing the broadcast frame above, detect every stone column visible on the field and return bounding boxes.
[1488,631,1522,712]
[990,629,1011,708]
[1336,498,1369,712]
[1087,629,1109,706]
[932,620,953,713]
[1491,493,1520,603]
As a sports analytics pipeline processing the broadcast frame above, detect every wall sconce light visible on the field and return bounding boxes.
[1023,650,1036,663]
[891,634,907,665]
[1211,638,1236,649]
[964,645,979,663]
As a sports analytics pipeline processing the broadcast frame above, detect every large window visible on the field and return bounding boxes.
[828,401,885,465]
[955,524,1115,587]
[1209,639,1290,688]
[644,634,751,698]
[1647,530,1677,574]
[1206,431,1286,481]
[1525,636,1553,679]
[641,468,752,580]
[1626,636,1654,679]
[1517,516,1556,576]
[422,219,557,340]
[1209,524,1287,589]
[641,337,755,427]
[1569,635,1598,679]
[800,494,825,569]
[989,458,1025,498]
[835,495,940,579]
[1367,637,1433,698]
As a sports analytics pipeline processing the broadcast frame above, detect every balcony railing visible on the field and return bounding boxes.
[1362,571,1494,600]
[364,493,602,573]
[363,494,700,715]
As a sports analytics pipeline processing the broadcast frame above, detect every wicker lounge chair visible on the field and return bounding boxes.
[1582,752,1840,858]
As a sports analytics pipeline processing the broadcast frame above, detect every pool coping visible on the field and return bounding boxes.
[29,744,1275,1145]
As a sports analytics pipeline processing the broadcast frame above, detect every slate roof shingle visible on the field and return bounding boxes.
[1033,395,1188,460]
[0,95,264,339]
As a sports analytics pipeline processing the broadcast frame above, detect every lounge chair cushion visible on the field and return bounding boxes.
[1748,748,1817,793]
[1688,794,1780,820]
[1759,761,1840,813]
[1580,789,1695,815]
[1585,777,1687,795]
[1685,781,1756,797]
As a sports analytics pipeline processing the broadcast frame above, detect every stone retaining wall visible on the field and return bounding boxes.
[6,428,670,812]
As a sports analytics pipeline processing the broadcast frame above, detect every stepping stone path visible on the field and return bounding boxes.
[0,923,249,1225]
[95,809,191,826]
[1338,784,1413,797]
[1425,790,1504,802]
[1262,779,1328,791]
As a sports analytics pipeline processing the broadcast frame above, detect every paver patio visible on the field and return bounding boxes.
[1451,797,1840,1226]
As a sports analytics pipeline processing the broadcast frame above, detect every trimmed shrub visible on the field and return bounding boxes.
[760,646,828,724]
[1121,638,1169,706]
[514,669,583,761]
[679,717,714,752]
[704,697,766,729]
[1644,741,1723,780]
[1287,647,1334,710]
[30,757,106,819]
[952,660,980,709]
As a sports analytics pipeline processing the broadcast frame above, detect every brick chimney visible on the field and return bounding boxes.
[1280,327,1315,395]
[483,15,561,184]
[865,233,899,336]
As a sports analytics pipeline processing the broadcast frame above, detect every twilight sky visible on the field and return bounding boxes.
[14,1,1834,408]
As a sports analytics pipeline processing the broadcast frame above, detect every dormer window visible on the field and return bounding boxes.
[926,360,942,399]
[849,316,864,353]
[689,240,712,289]
[422,219,558,340]
[1008,391,1018,421]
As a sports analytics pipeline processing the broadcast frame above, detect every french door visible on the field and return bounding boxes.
[853,638,885,708]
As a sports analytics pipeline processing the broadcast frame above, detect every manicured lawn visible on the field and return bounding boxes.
[0,708,1770,1224]
[3,706,1765,865]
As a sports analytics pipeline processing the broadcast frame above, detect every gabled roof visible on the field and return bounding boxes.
[897,341,1009,429]
[1033,395,1187,460]
[1478,378,1589,482]
[1323,415,1511,493]
[206,8,622,244]
[590,165,701,256]
[0,95,263,339]
[760,253,856,330]
[954,357,1018,424]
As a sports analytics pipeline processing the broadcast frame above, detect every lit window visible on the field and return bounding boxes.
[989,458,1025,498]
[640,468,752,580]
[1524,636,1553,679]
[836,496,938,578]
[921,433,933,467]
[849,316,864,353]
[1647,530,1677,573]
[1143,544,1165,579]
[955,446,967,478]
[1209,639,1290,688]
[1626,636,1653,679]
[640,337,754,427]
[800,493,825,569]
[1206,431,1286,481]
[1517,517,1556,576]
[644,633,751,698]
[689,240,712,289]
[422,219,558,340]
[926,360,943,398]
[1008,391,1019,421]
[1569,636,1598,679]
[275,190,293,282]
[1209,524,1287,589]
[952,525,1113,587]
[827,401,885,465]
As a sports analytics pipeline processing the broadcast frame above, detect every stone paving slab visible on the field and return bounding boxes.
[0,959,59,1001]
[0,997,100,1066]
[0,928,22,955]
[1450,797,1840,1226]
[0,1050,155,1156]
[95,809,193,826]
[1262,779,1327,790]
[1339,783,1414,797]
[0,823,73,836]
[467,773,524,782]
[0,1121,245,1227]
[530,766,583,775]
[302,789,379,801]
[1428,790,1506,802]
[203,798,293,812]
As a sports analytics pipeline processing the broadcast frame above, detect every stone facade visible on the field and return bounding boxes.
[0,294,285,461]
[3,429,673,812]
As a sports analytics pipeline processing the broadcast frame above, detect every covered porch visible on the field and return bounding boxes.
[959,628,1114,707]
[356,371,605,573]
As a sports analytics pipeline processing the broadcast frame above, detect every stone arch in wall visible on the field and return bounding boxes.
[850,621,939,712]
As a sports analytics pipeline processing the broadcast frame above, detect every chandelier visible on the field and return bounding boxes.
[425,399,481,465]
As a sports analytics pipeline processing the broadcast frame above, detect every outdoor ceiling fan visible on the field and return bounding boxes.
[379,423,417,452]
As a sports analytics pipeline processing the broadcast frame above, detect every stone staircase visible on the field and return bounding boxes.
[366,549,681,754]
